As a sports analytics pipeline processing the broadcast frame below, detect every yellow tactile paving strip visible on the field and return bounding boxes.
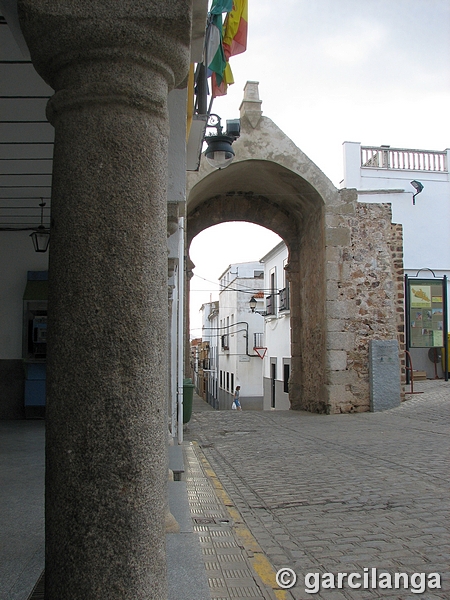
[185,441,289,600]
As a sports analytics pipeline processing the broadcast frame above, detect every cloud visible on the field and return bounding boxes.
[319,18,387,66]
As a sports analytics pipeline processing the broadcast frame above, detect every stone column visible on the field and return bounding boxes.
[18,3,192,599]
[185,257,195,377]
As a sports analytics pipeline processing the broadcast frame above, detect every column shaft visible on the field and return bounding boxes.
[46,89,168,599]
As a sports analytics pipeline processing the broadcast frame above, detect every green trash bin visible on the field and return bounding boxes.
[182,378,194,424]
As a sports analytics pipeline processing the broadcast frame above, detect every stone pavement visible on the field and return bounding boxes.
[0,421,45,600]
[185,381,450,599]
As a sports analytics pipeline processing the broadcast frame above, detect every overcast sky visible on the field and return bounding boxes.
[189,0,450,336]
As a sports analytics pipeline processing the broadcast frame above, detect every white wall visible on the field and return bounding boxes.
[217,262,265,408]
[200,302,220,407]
[261,242,291,410]
[0,231,48,359]
[168,89,188,205]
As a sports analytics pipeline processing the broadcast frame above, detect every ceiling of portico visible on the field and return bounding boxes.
[0,0,208,232]
[0,9,53,231]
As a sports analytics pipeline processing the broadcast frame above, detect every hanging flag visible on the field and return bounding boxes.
[209,0,233,14]
[222,0,248,59]
[211,63,234,97]
[205,12,227,85]
[206,0,248,98]
[206,0,233,83]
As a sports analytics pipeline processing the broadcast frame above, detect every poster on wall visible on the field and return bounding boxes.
[408,279,445,348]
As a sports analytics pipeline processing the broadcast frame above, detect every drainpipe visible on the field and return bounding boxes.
[177,217,185,444]
[171,278,178,439]
[203,322,260,357]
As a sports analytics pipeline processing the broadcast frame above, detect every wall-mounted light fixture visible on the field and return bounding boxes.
[204,114,240,169]
[249,296,266,316]
[30,201,50,252]
[410,180,424,205]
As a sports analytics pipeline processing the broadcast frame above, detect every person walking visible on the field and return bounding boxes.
[233,386,242,411]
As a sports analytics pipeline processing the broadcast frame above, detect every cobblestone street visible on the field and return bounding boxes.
[186,381,450,599]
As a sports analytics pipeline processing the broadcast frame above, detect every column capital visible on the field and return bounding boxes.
[18,1,193,118]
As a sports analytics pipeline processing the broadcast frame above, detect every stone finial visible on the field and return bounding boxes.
[239,80,262,128]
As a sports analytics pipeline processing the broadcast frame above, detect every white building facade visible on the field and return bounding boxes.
[197,300,219,408]
[200,261,266,410]
[342,142,450,378]
[197,249,294,411]
[260,242,291,410]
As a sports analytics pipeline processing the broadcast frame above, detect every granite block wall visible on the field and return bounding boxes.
[325,191,404,413]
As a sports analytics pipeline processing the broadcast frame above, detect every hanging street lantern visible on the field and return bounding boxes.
[204,114,240,169]
[30,201,50,253]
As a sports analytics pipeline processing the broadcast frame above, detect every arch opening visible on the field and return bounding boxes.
[189,221,283,338]
[187,159,328,412]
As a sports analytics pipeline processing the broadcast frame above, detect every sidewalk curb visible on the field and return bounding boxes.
[193,441,291,600]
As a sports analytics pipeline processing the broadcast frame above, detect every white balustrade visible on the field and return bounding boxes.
[361,146,447,172]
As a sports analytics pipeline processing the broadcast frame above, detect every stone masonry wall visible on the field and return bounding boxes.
[389,221,406,395]
[292,206,328,413]
[325,189,405,413]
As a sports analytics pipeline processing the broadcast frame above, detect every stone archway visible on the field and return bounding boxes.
[187,159,329,412]
[187,82,404,414]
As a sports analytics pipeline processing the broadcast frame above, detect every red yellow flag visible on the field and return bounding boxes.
[211,63,234,97]
[222,0,248,59]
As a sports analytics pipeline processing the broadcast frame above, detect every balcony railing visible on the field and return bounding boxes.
[361,146,448,172]
[254,332,264,348]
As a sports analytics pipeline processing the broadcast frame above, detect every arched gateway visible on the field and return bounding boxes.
[187,83,404,413]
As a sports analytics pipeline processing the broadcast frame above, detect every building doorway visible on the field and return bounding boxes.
[271,361,276,408]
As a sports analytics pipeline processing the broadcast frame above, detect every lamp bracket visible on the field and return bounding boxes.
[206,113,223,136]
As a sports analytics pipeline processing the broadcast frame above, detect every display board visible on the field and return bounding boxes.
[407,278,445,348]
